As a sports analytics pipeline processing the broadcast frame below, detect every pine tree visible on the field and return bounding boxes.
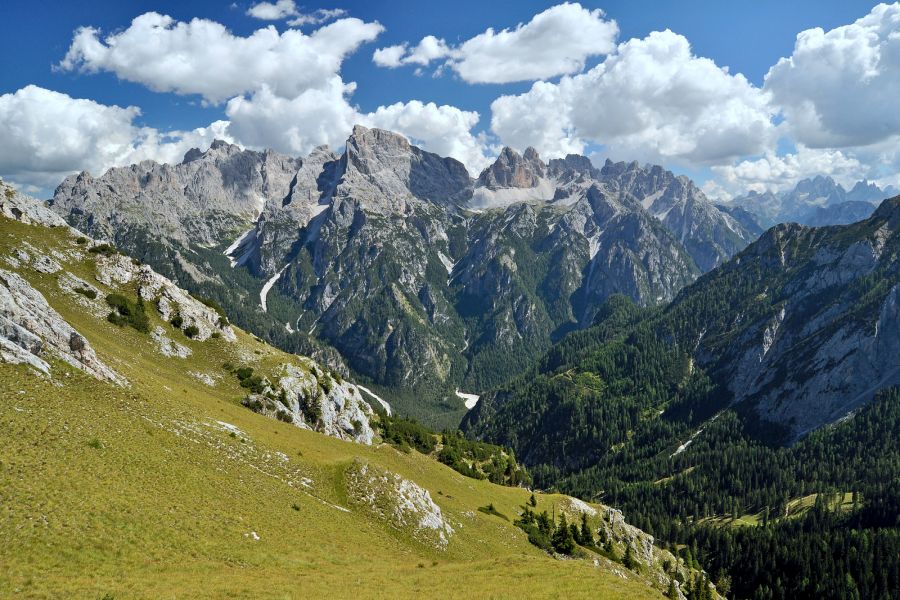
[579,512,593,546]
[529,493,537,507]
[667,579,678,600]
[551,513,576,555]
[537,510,553,536]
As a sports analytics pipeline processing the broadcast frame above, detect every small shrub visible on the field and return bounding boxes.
[75,236,88,245]
[241,396,264,412]
[170,314,183,328]
[300,394,322,425]
[88,243,117,257]
[105,293,149,333]
[74,286,97,300]
[87,438,103,449]
[183,325,200,339]
[275,410,293,423]
[291,503,301,511]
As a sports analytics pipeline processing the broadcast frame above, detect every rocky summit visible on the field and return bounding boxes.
[730,175,898,229]
[49,126,757,421]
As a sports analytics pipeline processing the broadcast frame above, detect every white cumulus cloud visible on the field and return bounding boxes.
[246,1,348,26]
[363,100,490,173]
[224,78,358,156]
[765,3,900,149]
[491,29,775,166]
[712,146,867,194]
[52,11,492,177]
[372,2,618,83]
[0,85,231,192]
[57,12,382,104]
[246,0,298,20]
[288,8,348,26]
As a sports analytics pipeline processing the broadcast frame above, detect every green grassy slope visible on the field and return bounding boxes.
[0,217,667,599]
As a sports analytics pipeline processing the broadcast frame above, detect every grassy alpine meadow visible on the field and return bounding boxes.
[0,218,665,598]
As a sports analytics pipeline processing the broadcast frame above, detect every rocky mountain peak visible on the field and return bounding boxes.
[334,125,471,210]
[345,125,412,175]
[476,146,546,190]
[182,139,243,164]
[792,175,843,202]
[522,146,542,162]
[547,154,599,180]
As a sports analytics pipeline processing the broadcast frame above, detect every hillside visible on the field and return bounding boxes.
[0,188,713,599]
[462,200,900,598]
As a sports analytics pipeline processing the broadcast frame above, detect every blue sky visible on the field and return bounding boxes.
[1,1,897,196]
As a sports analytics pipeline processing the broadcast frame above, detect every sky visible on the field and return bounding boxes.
[1,0,897,198]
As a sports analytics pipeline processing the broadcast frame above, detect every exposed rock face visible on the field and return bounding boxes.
[57,271,106,317]
[597,159,754,271]
[0,268,124,384]
[50,140,301,246]
[1,188,69,228]
[345,459,454,549]
[151,326,192,358]
[88,253,237,343]
[557,497,701,599]
[476,146,546,190]
[335,125,472,212]
[694,201,900,438]
[136,266,237,342]
[243,360,375,444]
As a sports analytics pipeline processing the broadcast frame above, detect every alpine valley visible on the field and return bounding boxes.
[50,125,755,425]
[4,128,899,600]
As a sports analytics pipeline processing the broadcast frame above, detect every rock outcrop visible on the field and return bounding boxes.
[345,459,454,549]
[476,146,546,190]
[0,268,124,384]
[243,360,375,445]
[0,186,69,228]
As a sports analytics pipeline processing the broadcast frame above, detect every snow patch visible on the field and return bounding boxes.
[357,384,392,416]
[437,251,454,275]
[260,265,288,312]
[455,389,479,410]
[225,228,257,268]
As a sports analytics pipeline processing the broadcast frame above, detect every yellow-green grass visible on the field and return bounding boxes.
[697,492,858,529]
[0,218,665,599]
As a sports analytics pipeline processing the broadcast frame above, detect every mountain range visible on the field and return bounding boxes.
[50,125,756,423]
[730,175,896,229]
